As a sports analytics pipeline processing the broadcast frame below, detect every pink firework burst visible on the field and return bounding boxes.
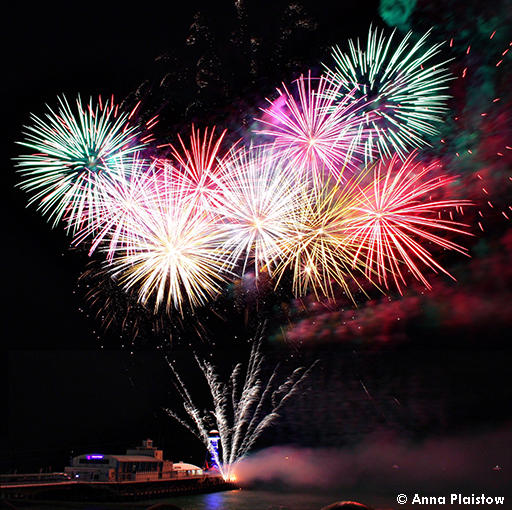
[72,155,160,263]
[347,153,473,292]
[254,73,372,182]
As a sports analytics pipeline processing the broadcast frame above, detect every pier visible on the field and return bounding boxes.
[1,440,236,503]
[1,473,234,502]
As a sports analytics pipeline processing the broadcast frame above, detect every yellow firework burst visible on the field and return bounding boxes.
[271,173,372,301]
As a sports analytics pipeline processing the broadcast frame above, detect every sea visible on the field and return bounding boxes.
[0,488,396,510]
[4,488,511,510]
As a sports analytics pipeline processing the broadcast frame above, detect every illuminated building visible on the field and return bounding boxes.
[64,439,203,482]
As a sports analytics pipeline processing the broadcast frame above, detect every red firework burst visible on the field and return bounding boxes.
[347,153,473,292]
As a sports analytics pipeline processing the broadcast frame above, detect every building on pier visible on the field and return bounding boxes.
[64,439,203,482]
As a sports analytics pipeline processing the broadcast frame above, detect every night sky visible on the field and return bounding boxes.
[2,0,511,497]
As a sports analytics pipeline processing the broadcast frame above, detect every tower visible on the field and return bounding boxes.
[207,430,221,469]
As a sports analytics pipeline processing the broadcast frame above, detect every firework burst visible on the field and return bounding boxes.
[271,173,372,301]
[347,153,472,292]
[254,73,370,181]
[325,27,453,161]
[15,95,146,231]
[106,169,231,314]
[13,25,477,322]
[216,146,306,277]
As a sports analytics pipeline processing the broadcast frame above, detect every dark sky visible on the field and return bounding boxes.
[1,0,383,352]
[1,0,511,481]
[0,0,381,473]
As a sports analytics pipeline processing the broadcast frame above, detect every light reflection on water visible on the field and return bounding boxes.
[137,489,345,510]
[201,491,229,509]
[154,489,377,510]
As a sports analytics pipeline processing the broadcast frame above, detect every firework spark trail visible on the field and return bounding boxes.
[346,153,473,292]
[254,73,372,181]
[15,95,146,231]
[165,336,317,481]
[325,27,453,161]
[165,360,214,447]
[168,125,232,212]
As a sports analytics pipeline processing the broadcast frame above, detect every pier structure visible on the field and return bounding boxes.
[1,440,234,502]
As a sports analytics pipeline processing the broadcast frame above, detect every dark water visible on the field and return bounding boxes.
[1,489,392,510]
[156,490,390,510]
[4,488,511,510]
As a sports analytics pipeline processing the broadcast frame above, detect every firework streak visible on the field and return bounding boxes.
[164,336,317,481]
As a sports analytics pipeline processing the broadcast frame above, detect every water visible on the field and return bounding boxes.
[1,488,390,510]
[165,489,364,510]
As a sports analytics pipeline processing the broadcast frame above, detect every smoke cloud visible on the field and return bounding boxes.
[235,424,511,494]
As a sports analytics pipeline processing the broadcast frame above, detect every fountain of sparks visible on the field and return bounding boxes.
[164,336,317,481]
